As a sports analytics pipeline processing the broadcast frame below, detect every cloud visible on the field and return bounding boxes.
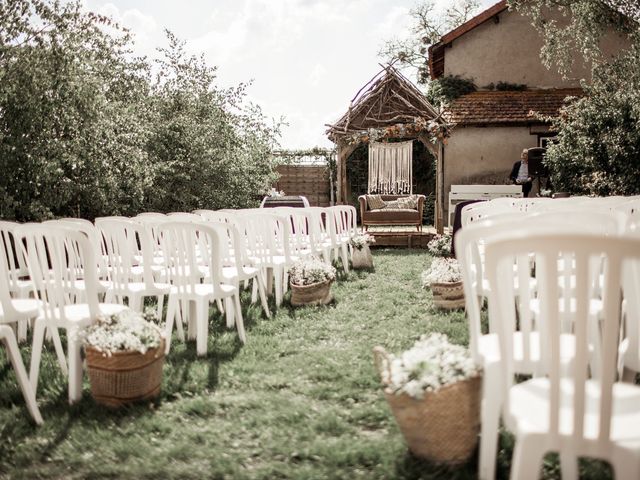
[97,3,159,57]
[308,64,327,87]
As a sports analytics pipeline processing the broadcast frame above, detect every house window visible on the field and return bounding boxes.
[539,135,557,149]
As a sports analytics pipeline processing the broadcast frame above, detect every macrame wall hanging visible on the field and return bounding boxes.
[368,141,413,194]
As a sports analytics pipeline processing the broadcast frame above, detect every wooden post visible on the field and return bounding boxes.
[436,141,445,234]
[336,145,343,204]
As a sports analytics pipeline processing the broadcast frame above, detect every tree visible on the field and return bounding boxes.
[379,0,480,84]
[0,1,282,221]
[509,0,640,195]
[0,0,152,220]
[145,32,282,213]
[509,0,639,78]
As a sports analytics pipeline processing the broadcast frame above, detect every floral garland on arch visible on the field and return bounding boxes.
[346,117,449,146]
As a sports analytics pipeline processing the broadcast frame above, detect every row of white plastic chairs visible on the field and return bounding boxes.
[0,205,358,424]
[454,195,640,480]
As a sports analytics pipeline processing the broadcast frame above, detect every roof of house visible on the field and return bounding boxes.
[444,88,584,126]
[428,1,509,79]
[325,65,443,142]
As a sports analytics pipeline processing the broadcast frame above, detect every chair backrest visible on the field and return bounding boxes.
[96,218,156,291]
[135,212,166,218]
[0,221,29,292]
[14,224,100,324]
[237,211,292,266]
[45,219,108,278]
[485,231,640,448]
[167,212,202,221]
[158,221,224,295]
[327,205,357,239]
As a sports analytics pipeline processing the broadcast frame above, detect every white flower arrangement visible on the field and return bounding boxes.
[288,257,337,286]
[268,188,285,198]
[421,257,461,285]
[383,333,480,399]
[350,233,375,251]
[426,233,452,257]
[80,309,164,356]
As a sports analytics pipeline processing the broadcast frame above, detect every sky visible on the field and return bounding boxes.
[84,0,497,149]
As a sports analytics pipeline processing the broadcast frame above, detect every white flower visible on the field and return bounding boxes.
[79,308,164,356]
[427,233,452,257]
[421,257,461,285]
[288,257,336,286]
[350,233,375,250]
[384,334,480,399]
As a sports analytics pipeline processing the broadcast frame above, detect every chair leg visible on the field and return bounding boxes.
[165,295,176,354]
[196,301,208,356]
[233,294,246,344]
[256,275,271,318]
[341,244,350,273]
[48,326,67,375]
[156,295,164,319]
[187,300,197,340]
[1,327,43,424]
[251,280,258,303]
[510,434,546,480]
[275,267,284,307]
[29,319,47,394]
[224,296,235,328]
[129,293,143,312]
[479,365,501,480]
[560,452,578,480]
[67,331,83,404]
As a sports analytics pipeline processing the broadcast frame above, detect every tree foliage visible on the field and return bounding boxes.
[0,0,281,221]
[543,40,640,195]
[379,0,480,84]
[510,0,640,195]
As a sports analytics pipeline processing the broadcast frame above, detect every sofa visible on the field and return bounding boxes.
[358,194,426,232]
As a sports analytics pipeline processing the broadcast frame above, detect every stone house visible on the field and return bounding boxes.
[429,0,629,223]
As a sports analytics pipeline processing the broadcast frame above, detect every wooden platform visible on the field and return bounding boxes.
[364,225,436,248]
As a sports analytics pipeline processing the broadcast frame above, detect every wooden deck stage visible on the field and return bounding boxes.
[364,225,437,248]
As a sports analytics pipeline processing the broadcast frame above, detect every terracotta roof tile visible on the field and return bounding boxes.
[444,89,584,126]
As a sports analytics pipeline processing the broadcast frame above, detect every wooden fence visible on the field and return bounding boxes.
[274,165,332,207]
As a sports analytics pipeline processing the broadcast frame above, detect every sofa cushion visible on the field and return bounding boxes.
[366,194,386,210]
[383,197,416,210]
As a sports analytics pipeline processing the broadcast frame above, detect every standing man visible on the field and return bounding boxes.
[510,148,533,197]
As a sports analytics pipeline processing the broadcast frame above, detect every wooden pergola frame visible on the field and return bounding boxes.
[325,65,449,233]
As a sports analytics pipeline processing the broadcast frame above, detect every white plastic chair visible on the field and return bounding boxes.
[96,218,171,314]
[159,221,245,355]
[327,205,357,271]
[0,247,43,424]
[16,224,127,404]
[456,211,619,480]
[237,211,297,306]
[485,231,640,480]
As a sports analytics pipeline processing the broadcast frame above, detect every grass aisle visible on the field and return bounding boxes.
[0,250,478,479]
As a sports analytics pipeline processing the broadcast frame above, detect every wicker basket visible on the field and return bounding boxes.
[290,279,333,306]
[430,280,465,310]
[85,339,165,408]
[351,245,374,269]
[373,346,481,465]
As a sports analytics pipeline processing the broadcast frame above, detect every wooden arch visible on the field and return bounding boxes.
[325,65,449,232]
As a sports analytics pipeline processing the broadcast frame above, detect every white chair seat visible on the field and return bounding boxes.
[0,298,40,318]
[169,283,235,298]
[530,298,603,317]
[52,303,128,326]
[508,378,640,446]
[478,332,576,366]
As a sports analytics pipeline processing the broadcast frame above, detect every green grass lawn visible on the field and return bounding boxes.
[0,250,611,479]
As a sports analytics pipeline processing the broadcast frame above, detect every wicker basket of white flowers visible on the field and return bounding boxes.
[288,257,337,306]
[81,309,165,408]
[421,257,464,310]
[349,233,375,269]
[373,334,481,465]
